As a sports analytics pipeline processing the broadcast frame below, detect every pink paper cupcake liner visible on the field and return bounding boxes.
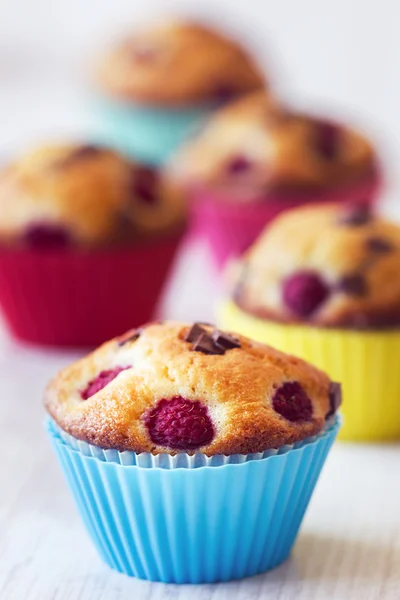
[0,234,182,347]
[189,170,382,269]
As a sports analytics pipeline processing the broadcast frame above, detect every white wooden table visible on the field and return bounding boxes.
[1,243,400,600]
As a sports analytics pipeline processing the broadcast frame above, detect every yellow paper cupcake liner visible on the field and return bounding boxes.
[218,301,400,442]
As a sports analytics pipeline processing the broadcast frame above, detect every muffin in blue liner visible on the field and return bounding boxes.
[92,20,266,164]
[44,321,341,583]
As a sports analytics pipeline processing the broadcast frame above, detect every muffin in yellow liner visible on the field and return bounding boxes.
[219,300,400,441]
[219,203,400,442]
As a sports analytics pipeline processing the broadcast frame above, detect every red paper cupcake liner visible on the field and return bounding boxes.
[189,171,382,270]
[0,234,182,347]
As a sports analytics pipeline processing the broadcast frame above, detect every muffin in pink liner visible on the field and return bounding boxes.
[0,143,185,346]
[169,92,382,269]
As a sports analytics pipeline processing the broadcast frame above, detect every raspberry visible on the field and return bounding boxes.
[81,366,130,400]
[145,397,214,450]
[131,43,158,63]
[315,120,340,160]
[226,155,252,174]
[213,84,236,103]
[282,271,330,318]
[130,166,158,204]
[24,224,70,249]
[272,381,313,422]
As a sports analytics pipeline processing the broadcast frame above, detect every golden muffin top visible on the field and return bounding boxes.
[0,143,185,248]
[169,92,377,200]
[231,203,400,328]
[95,21,266,106]
[44,321,340,455]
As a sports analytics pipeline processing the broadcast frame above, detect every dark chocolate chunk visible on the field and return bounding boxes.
[337,274,368,296]
[192,333,224,355]
[366,237,394,254]
[212,330,241,351]
[184,323,207,344]
[117,328,142,346]
[117,321,164,346]
[186,323,239,355]
[339,204,371,227]
[326,381,342,418]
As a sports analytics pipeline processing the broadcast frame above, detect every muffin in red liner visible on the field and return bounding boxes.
[0,144,185,346]
[169,92,382,269]
[0,237,181,347]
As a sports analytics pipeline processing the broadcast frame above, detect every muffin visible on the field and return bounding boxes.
[169,91,381,268]
[92,20,266,164]
[45,321,340,583]
[0,143,185,346]
[219,203,399,441]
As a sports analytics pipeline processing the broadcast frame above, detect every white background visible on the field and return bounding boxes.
[1,0,399,189]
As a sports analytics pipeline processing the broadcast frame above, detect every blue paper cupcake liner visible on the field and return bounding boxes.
[91,97,213,165]
[50,418,336,467]
[47,416,340,583]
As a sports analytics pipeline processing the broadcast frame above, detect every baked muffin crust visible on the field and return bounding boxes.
[95,21,265,106]
[232,203,400,328]
[0,144,185,247]
[170,92,377,199]
[44,321,338,455]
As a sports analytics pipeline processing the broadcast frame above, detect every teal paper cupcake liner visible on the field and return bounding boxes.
[91,97,213,165]
[47,416,340,583]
